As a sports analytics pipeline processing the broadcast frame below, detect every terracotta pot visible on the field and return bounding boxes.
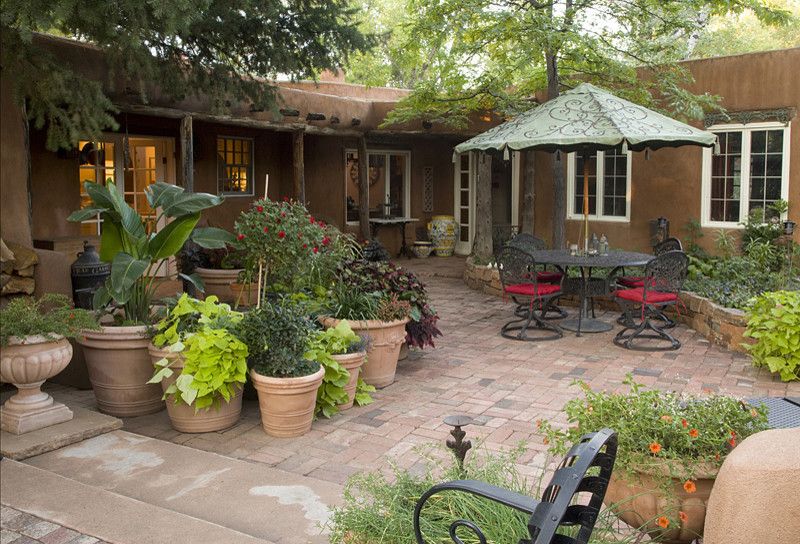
[332,351,367,410]
[147,345,242,433]
[78,326,164,417]
[320,317,409,388]
[231,282,260,308]
[195,267,243,304]
[250,366,324,437]
[0,336,74,434]
[398,342,409,361]
[604,462,718,544]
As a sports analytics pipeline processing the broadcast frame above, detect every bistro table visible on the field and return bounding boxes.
[369,217,419,258]
[530,249,654,336]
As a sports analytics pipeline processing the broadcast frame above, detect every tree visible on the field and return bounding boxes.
[1,0,370,150]
[378,0,789,251]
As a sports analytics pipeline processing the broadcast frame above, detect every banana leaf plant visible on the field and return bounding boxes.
[68,180,234,324]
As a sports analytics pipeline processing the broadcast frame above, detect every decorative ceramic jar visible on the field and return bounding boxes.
[428,215,457,257]
[412,241,433,259]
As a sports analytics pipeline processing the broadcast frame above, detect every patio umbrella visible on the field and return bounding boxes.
[454,83,718,251]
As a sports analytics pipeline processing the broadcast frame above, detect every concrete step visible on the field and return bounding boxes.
[1,459,272,544]
[22,430,344,544]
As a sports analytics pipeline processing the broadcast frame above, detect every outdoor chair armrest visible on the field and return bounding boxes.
[413,479,540,544]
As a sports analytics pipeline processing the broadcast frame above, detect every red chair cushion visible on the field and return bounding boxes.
[504,283,562,298]
[615,287,677,304]
[537,271,563,283]
[618,276,645,288]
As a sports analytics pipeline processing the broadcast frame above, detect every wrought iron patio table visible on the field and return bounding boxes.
[530,249,654,336]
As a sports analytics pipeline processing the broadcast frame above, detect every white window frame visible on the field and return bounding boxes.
[344,149,412,225]
[566,149,632,222]
[701,122,791,229]
[216,136,255,196]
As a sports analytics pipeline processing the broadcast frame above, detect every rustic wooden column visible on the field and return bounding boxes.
[292,129,305,203]
[357,136,370,239]
[180,115,193,192]
[522,149,535,235]
[472,151,493,262]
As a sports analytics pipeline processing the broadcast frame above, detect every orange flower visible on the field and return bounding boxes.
[657,516,670,528]
[729,437,737,448]
[679,511,688,524]
[660,415,673,423]
[649,442,662,454]
[715,453,721,461]
[542,437,550,445]
[750,408,759,418]
[681,418,688,428]
[683,480,697,494]
[688,428,699,438]
[730,430,737,438]
[535,420,543,429]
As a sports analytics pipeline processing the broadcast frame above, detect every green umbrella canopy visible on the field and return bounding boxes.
[454,83,717,156]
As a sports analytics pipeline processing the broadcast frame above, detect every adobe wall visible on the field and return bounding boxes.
[0,75,32,246]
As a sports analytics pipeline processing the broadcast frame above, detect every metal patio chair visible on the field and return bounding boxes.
[506,234,567,320]
[413,428,618,544]
[498,246,564,341]
[614,250,689,351]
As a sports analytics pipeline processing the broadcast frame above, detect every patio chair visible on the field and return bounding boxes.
[413,428,618,544]
[506,233,567,320]
[498,246,564,341]
[613,250,689,351]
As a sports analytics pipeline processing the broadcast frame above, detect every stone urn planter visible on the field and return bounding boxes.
[78,326,164,417]
[604,462,717,544]
[0,335,74,434]
[332,351,367,410]
[195,267,243,304]
[320,317,409,388]
[230,282,260,308]
[250,366,325,437]
[147,344,242,433]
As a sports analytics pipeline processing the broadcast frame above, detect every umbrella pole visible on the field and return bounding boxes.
[583,152,590,254]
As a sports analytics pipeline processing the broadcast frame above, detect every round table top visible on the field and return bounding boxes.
[530,249,653,268]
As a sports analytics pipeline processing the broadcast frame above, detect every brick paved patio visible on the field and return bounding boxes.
[1,506,109,544]
[47,257,800,483]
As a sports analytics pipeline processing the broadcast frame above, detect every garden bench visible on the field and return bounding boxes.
[413,428,617,544]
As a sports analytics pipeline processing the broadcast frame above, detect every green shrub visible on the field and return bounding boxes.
[0,293,98,346]
[684,256,783,309]
[744,290,800,382]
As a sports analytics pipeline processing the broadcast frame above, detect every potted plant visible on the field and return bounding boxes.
[539,376,769,544]
[68,180,233,417]
[147,294,248,432]
[236,298,324,437]
[187,243,248,304]
[0,294,98,434]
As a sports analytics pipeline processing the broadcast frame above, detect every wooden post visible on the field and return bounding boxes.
[180,115,193,192]
[472,151,493,262]
[522,149,535,235]
[292,129,305,203]
[357,136,370,240]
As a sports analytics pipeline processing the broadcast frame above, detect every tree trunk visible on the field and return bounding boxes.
[522,149,535,235]
[472,151,493,263]
[546,49,566,249]
[180,115,193,192]
[292,130,305,203]
[357,136,370,240]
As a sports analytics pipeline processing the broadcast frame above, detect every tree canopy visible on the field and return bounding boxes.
[1,0,371,150]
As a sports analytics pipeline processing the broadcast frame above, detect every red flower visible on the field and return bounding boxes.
[689,428,699,438]
[278,231,286,239]
[256,205,264,212]
[729,437,737,448]
[263,226,269,233]
[237,234,245,241]
[303,244,308,249]
[283,196,289,202]
[657,516,670,529]
[312,246,319,254]
[309,216,315,224]
[319,221,326,228]
[322,236,331,246]
[281,211,286,217]
[69,312,75,319]
[681,418,688,428]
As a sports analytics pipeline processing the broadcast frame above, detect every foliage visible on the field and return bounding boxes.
[0,294,98,346]
[2,1,371,150]
[376,294,411,322]
[149,294,247,410]
[538,376,768,527]
[326,281,381,321]
[742,205,785,250]
[713,229,736,259]
[683,218,708,259]
[68,181,233,324]
[685,255,784,309]
[744,290,800,381]
[236,298,319,378]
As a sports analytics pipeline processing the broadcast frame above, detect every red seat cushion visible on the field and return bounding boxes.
[615,287,677,304]
[504,283,562,298]
[537,271,563,283]
[618,276,645,288]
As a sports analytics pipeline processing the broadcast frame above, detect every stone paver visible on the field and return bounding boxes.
[44,257,800,481]
[0,507,105,544]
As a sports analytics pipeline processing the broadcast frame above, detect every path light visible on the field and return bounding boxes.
[443,415,473,471]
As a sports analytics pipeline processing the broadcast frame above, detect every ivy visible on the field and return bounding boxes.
[744,290,800,382]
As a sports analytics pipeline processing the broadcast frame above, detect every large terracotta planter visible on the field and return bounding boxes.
[147,345,242,433]
[332,351,367,410]
[320,317,409,388]
[78,326,164,417]
[250,366,324,437]
[231,282,260,308]
[195,267,242,304]
[0,336,74,434]
[604,463,717,544]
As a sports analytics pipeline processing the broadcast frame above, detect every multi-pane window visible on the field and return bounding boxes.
[78,140,115,235]
[567,146,631,221]
[217,137,254,195]
[345,149,410,223]
[702,123,790,227]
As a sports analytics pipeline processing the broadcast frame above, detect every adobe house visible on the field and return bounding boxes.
[1,34,798,297]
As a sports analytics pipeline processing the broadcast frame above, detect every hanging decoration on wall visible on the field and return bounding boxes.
[423,167,434,213]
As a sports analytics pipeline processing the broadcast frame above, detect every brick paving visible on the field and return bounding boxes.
[47,257,800,484]
[0,507,108,544]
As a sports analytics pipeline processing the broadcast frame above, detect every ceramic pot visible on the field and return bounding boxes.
[320,317,409,388]
[604,463,717,544]
[250,366,325,437]
[332,351,367,410]
[0,336,74,434]
[195,267,243,304]
[147,345,242,433]
[231,282,260,308]
[78,326,164,417]
[412,241,433,259]
[428,215,457,257]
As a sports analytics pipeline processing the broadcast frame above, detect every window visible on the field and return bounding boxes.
[701,123,790,227]
[217,137,254,195]
[78,140,116,235]
[566,146,631,221]
[345,149,411,223]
